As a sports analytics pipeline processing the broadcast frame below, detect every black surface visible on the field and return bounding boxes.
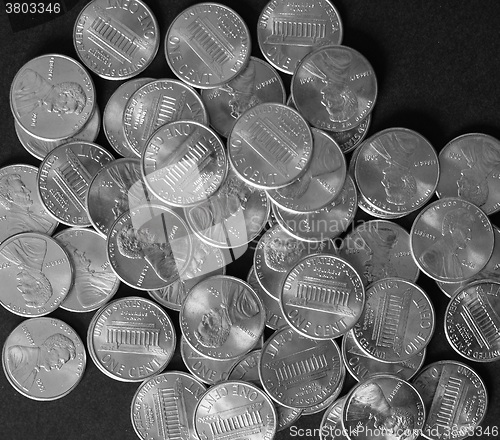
[1,1,499,439]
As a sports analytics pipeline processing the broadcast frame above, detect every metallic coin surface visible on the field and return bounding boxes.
[54,228,119,313]
[180,275,265,360]
[74,0,159,80]
[352,278,435,363]
[292,45,376,132]
[185,169,269,248]
[2,317,86,401]
[0,164,58,244]
[123,79,208,157]
[410,197,494,283]
[259,326,344,408]
[257,0,343,75]
[357,191,407,220]
[88,296,176,382]
[320,396,348,440]
[272,174,357,242]
[142,120,227,207]
[0,232,72,317]
[10,54,95,141]
[103,77,153,158]
[412,360,488,440]
[268,128,346,212]
[228,103,313,189]
[343,375,425,440]
[107,204,192,290]
[37,141,114,226]
[342,329,425,382]
[15,105,101,160]
[436,133,500,215]
[276,405,303,432]
[355,128,439,215]
[301,365,345,415]
[148,237,226,311]
[338,220,420,287]
[165,3,251,88]
[194,380,277,440]
[131,371,206,440]
[444,280,500,362]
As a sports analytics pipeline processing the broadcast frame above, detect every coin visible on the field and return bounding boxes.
[54,227,119,313]
[0,232,73,317]
[103,77,154,158]
[259,326,344,408]
[355,128,439,216]
[228,103,313,189]
[257,0,343,75]
[292,45,377,132]
[342,329,425,382]
[74,0,159,80]
[15,105,101,160]
[123,79,209,157]
[10,54,95,141]
[302,365,345,415]
[194,380,278,440]
[436,133,500,215]
[410,197,494,283]
[165,3,251,88]
[342,374,425,440]
[444,280,500,362]
[357,190,407,219]
[107,204,192,290]
[2,317,86,401]
[180,275,265,360]
[320,396,348,440]
[130,371,206,440]
[351,278,435,363]
[276,405,303,432]
[412,360,488,440]
[87,296,176,382]
[37,141,115,227]
[0,164,58,244]
[338,220,420,287]
[281,253,365,339]
[142,120,228,207]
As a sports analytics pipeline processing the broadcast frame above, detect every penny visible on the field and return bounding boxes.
[342,329,425,382]
[10,54,96,141]
[444,280,500,362]
[292,46,377,132]
[436,133,500,215]
[343,374,425,440]
[281,253,365,339]
[54,228,119,313]
[194,380,277,440]
[2,317,86,401]
[74,0,159,80]
[257,0,343,75]
[103,77,154,158]
[123,79,209,157]
[184,169,269,249]
[228,103,313,189]
[131,371,206,440]
[87,296,176,382]
[355,128,440,216]
[320,396,348,440]
[338,219,420,287]
[142,120,227,207]
[259,326,344,409]
[15,104,101,160]
[410,197,494,283]
[180,275,265,360]
[165,3,251,88]
[302,365,345,415]
[276,405,303,432]
[412,360,488,440]
[0,232,73,317]
[0,164,58,244]
[351,278,435,363]
[106,204,192,290]
[37,141,115,227]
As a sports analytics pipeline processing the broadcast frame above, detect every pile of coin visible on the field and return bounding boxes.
[2,0,498,439]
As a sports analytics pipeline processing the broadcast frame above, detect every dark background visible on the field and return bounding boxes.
[1,0,499,439]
